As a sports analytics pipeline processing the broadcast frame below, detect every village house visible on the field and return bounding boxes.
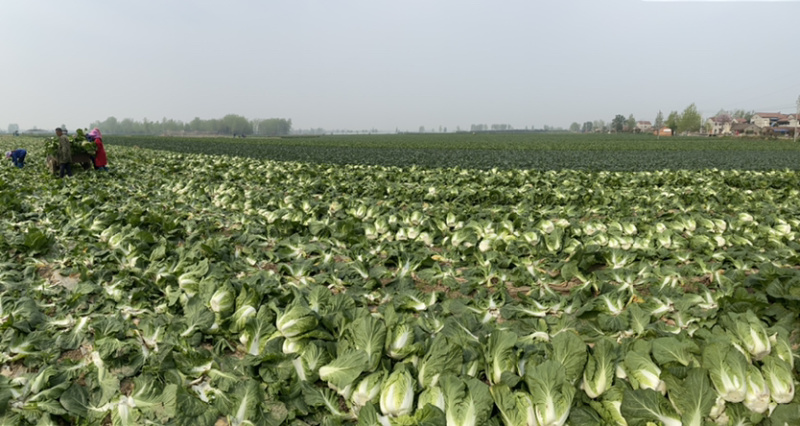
[730,122,761,136]
[751,112,788,128]
[748,112,798,136]
[705,115,733,135]
[635,121,652,133]
[776,114,799,128]
[653,127,672,137]
[704,113,796,137]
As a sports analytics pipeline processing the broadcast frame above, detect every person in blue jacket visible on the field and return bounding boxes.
[5,149,27,168]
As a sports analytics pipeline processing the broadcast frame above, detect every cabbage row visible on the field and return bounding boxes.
[109,134,800,170]
[1,137,799,425]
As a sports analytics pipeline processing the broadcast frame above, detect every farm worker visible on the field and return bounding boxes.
[5,149,27,168]
[56,127,72,178]
[87,127,108,171]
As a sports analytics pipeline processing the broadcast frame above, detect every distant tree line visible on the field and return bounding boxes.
[88,115,292,136]
[470,124,515,131]
[569,103,743,136]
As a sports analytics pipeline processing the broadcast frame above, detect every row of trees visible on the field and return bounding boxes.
[659,104,702,135]
[87,115,292,136]
[570,103,728,136]
[470,124,515,132]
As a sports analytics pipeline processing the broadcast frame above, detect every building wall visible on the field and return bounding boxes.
[706,120,731,135]
[751,115,770,128]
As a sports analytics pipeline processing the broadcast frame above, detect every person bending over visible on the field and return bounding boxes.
[5,149,27,168]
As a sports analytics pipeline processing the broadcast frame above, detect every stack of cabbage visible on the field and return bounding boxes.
[0,138,798,425]
[43,128,97,157]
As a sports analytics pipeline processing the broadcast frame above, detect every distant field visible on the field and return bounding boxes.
[108,133,800,170]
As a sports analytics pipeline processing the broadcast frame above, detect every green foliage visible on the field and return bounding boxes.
[43,128,97,157]
[666,110,680,135]
[611,114,625,133]
[654,110,664,131]
[1,134,800,424]
[626,114,636,133]
[679,103,703,133]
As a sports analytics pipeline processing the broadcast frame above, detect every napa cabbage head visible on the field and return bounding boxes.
[743,364,770,414]
[380,365,415,417]
[762,355,795,404]
[441,374,493,426]
[490,384,535,426]
[725,311,771,361]
[417,386,445,412]
[525,360,575,426]
[276,302,318,338]
[351,371,386,409]
[582,338,615,399]
[209,284,235,314]
[623,350,665,394]
[386,322,417,360]
[702,342,748,403]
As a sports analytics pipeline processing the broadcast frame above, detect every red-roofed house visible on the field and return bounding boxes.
[776,114,799,128]
[751,113,788,128]
[653,127,672,137]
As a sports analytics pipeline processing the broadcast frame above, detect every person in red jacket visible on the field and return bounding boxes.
[87,128,108,171]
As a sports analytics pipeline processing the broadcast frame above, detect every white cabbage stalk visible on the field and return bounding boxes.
[331,383,353,400]
[417,386,445,411]
[770,332,794,369]
[602,399,626,426]
[539,220,555,234]
[282,338,306,355]
[388,324,414,359]
[276,304,317,338]
[732,312,771,361]
[529,361,574,426]
[464,358,482,378]
[582,341,614,399]
[744,365,770,414]
[209,287,234,313]
[352,372,384,408]
[708,395,727,421]
[380,368,415,417]
[292,358,306,382]
[705,343,747,403]
[232,305,256,331]
[624,351,665,394]
[763,357,795,404]
[738,212,754,222]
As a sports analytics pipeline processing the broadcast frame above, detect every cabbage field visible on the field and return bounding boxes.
[1,134,800,425]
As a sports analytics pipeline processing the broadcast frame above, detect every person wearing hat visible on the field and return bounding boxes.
[56,127,72,177]
[5,149,27,168]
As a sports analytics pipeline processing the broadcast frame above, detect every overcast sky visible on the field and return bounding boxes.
[2,0,799,132]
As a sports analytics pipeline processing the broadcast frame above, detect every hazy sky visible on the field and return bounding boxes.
[2,0,799,132]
